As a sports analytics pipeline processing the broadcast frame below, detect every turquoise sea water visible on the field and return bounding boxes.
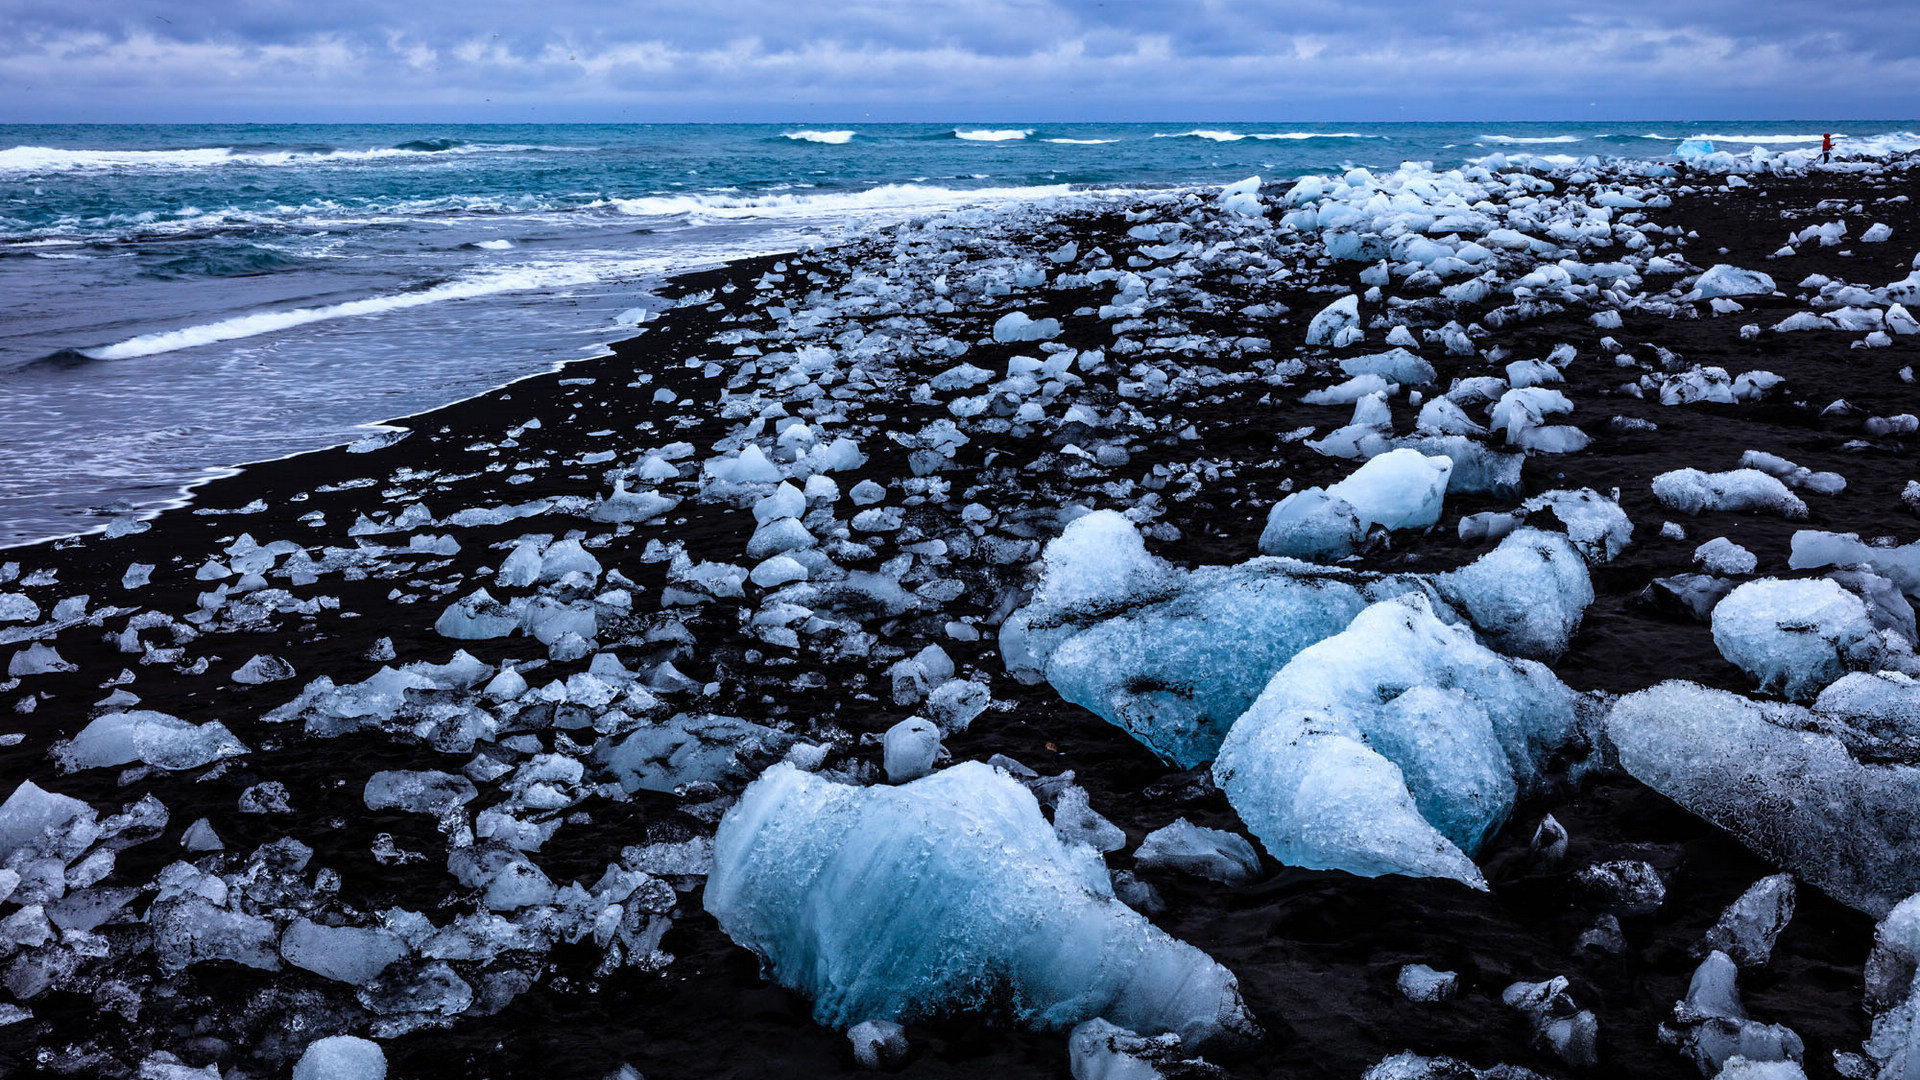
[0,121,1912,543]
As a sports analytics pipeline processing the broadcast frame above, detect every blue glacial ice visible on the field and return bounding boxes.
[1212,594,1581,888]
[1003,511,1591,768]
[704,761,1255,1047]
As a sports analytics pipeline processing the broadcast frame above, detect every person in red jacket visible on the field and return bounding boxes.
[1822,133,1834,164]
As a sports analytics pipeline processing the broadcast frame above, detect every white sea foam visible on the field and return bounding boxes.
[1478,135,1585,144]
[1640,133,1822,143]
[0,142,567,175]
[1044,138,1121,145]
[953,129,1033,142]
[783,130,855,144]
[1156,130,1247,142]
[604,182,1081,220]
[1250,132,1377,140]
[79,260,669,361]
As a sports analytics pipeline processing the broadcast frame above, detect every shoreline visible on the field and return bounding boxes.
[2,151,1919,1078]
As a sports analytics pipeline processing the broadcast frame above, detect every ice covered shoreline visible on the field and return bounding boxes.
[0,142,1919,1078]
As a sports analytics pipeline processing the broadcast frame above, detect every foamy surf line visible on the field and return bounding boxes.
[0,142,577,174]
[783,130,855,144]
[953,129,1032,142]
[77,260,669,361]
[603,181,1091,219]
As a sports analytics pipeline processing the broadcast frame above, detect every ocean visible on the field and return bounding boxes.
[1,120,1913,545]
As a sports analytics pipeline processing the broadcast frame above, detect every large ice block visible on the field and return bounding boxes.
[705,762,1255,1047]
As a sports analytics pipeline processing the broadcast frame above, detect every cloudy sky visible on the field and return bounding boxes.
[3,0,1915,123]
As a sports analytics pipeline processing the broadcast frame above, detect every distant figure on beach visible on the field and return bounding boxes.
[1822,133,1834,164]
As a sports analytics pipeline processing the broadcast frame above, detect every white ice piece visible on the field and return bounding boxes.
[50,711,248,772]
[1711,578,1877,700]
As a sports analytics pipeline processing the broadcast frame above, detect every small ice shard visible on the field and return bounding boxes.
[8,643,74,677]
[51,710,248,772]
[1502,976,1599,1067]
[232,654,295,685]
[1068,1018,1212,1079]
[705,762,1256,1047]
[364,770,479,815]
[293,1036,388,1080]
[180,818,223,852]
[848,1019,908,1070]
[1665,950,1805,1075]
[1574,859,1666,916]
[1305,294,1361,347]
[1683,265,1778,301]
[1133,819,1261,885]
[1052,786,1126,853]
[1259,449,1452,559]
[1700,874,1796,968]
[1694,537,1757,576]
[1397,964,1459,1003]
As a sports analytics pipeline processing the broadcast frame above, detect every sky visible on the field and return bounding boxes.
[2,0,1916,123]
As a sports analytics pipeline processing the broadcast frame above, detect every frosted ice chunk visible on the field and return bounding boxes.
[993,312,1062,342]
[848,1019,908,1070]
[434,588,520,640]
[1696,538,1758,576]
[1502,976,1598,1067]
[7,643,73,676]
[1215,595,1578,885]
[0,781,95,863]
[1654,469,1808,518]
[705,762,1255,1047]
[1711,578,1876,700]
[1397,964,1459,1003]
[1430,528,1594,660]
[151,897,281,974]
[1258,488,1366,561]
[1789,530,1920,597]
[1608,681,1920,915]
[1701,874,1796,967]
[232,654,295,685]
[1685,265,1778,301]
[293,1036,388,1080]
[1518,488,1634,563]
[1032,509,1180,613]
[281,918,408,985]
[364,770,478,815]
[589,480,681,523]
[1069,1018,1208,1079]
[1341,348,1435,386]
[1667,950,1805,1075]
[1052,786,1126,853]
[1816,672,1920,750]
[882,717,942,784]
[1305,295,1360,347]
[1133,819,1261,885]
[51,710,248,772]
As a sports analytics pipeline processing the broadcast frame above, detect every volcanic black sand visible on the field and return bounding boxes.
[2,163,1918,1079]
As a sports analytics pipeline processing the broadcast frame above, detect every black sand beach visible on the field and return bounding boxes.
[4,160,1920,1079]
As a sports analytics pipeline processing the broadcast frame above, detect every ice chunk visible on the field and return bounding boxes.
[1608,681,1920,915]
[1654,469,1808,518]
[1397,964,1459,1003]
[434,588,521,640]
[151,897,281,974]
[1052,786,1126,853]
[1502,976,1598,1067]
[1305,295,1361,347]
[993,312,1062,342]
[1341,348,1436,386]
[7,643,73,676]
[281,918,408,985]
[848,1019,908,1070]
[1695,538,1758,576]
[232,654,296,685]
[1032,509,1180,613]
[1519,488,1633,563]
[1789,531,1920,597]
[1685,265,1778,301]
[1068,1018,1210,1080]
[1215,595,1578,886]
[1019,524,1589,768]
[293,1036,388,1080]
[882,717,942,784]
[51,710,248,772]
[0,781,95,863]
[1711,578,1877,700]
[364,770,479,815]
[1701,874,1796,967]
[1667,950,1805,1075]
[1133,819,1261,885]
[706,762,1255,1046]
[1260,450,1451,559]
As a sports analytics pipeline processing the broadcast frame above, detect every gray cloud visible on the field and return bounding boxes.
[1,0,1915,121]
